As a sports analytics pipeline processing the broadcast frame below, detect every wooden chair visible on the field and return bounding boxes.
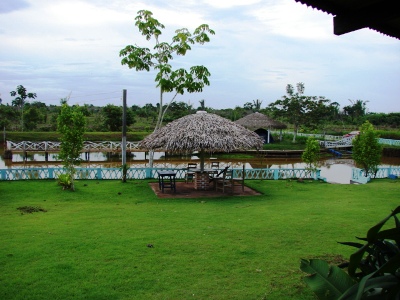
[208,161,220,180]
[215,169,233,193]
[209,165,229,186]
[215,165,245,194]
[185,163,197,183]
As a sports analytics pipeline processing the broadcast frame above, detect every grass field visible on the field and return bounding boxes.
[1,179,399,300]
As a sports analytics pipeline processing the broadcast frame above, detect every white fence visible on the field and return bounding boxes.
[6,141,142,152]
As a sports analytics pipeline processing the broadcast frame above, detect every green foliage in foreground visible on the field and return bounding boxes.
[0,180,399,299]
[301,206,400,299]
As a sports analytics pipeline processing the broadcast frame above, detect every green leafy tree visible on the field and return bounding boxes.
[301,136,320,177]
[0,104,19,129]
[102,104,135,131]
[120,9,215,131]
[136,103,157,122]
[10,85,37,131]
[57,103,86,191]
[120,9,214,167]
[269,83,308,142]
[163,101,193,122]
[244,99,263,112]
[269,83,332,142]
[23,106,43,131]
[343,99,368,125]
[352,121,382,177]
[366,112,400,128]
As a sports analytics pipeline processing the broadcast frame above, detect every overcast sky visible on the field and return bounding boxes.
[1,0,399,113]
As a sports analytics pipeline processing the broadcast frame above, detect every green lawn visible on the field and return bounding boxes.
[1,179,399,300]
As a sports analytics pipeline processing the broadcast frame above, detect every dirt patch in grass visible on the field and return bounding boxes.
[17,206,47,214]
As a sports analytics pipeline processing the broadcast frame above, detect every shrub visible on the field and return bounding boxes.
[57,174,73,190]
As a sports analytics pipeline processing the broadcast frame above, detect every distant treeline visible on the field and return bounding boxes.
[1,100,399,134]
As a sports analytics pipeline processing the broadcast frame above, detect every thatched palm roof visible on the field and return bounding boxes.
[235,112,287,131]
[139,111,263,153]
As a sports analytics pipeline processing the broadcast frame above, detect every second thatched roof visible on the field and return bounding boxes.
[235,112,287,131]
[138,111,264,153]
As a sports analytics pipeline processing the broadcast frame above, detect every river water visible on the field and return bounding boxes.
[1,147,400,184]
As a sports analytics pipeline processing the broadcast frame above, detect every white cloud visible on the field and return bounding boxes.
[0,0,398,112]
[203,0,261,9]
[250,0,332,40]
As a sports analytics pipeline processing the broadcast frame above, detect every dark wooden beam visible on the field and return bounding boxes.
[333,0,400,35]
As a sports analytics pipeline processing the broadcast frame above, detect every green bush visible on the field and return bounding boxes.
[57,174,73,190]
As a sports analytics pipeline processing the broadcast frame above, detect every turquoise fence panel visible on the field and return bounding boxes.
[0,167,323,181]
[351,167,400,183]
[0,166,381,182]
[378,138,400,146]
[351,168,371,184]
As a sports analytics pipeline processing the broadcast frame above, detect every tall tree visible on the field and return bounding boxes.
[306,99,339,132]
[253,99,263,111]
[10,85,37,131]
[119,10,214,130]
[268,83,331,142]
[343,99,368,125]
[352,121,382,177]
[198,99,206,110]
[269,83,307,142]
[120,9,214,166]
[57,102,86,191]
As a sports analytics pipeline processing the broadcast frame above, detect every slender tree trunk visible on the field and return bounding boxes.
[292,124,298,143]
[149,89,164,168]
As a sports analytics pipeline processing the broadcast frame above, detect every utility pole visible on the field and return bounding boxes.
[122,89,127,182]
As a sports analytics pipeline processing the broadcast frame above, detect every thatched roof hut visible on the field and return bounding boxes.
[139,111,263,170]
[235,112,287,143]
[235,112,287,131]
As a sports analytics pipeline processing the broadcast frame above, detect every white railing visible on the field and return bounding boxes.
[6,141,142,152]
[7,136,400,153]
[319,136,355,148]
